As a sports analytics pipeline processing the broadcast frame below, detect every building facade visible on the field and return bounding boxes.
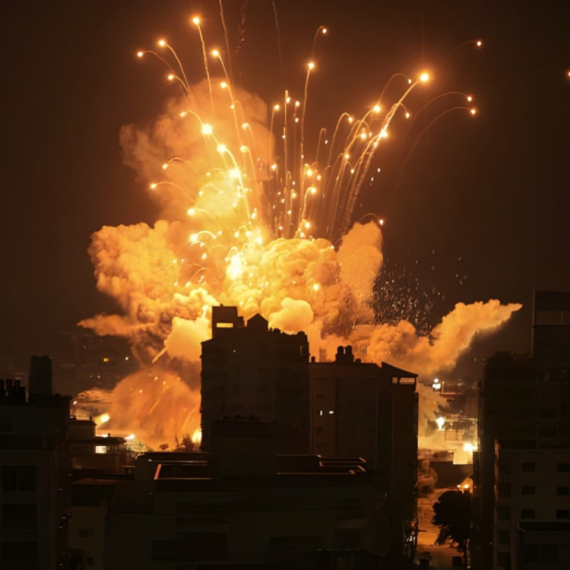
[309,346,418,561]
[200,307,310,452]
[475,291,570,569]
[0,356,71,569]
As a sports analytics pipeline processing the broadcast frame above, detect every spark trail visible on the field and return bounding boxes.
[80,16,519,448]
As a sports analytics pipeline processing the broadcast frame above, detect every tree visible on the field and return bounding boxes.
[432,490,471,564]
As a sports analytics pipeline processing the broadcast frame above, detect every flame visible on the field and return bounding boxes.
[78,16,520,449]
[191,427,202,447]
[94,413,110,425]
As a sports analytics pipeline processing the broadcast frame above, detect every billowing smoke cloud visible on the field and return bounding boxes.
[364,299,520,375]
[80,79,520,448]
[108,367,200,449]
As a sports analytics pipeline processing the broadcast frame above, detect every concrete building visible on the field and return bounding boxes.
[0,356,71,569]
[91,419,382,569]
[475,291,570,569]
[200,306,310,452]
[309,346,418,561]
[201,307,419,565]
[67,478,120,570]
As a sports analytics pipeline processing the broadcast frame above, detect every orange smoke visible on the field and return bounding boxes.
[79,79,520,448]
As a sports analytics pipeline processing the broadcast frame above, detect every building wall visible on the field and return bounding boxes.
[0,416,69,569]
[309,356,418,560]
[494,444,570,570]
[105,478,378,569]
[200,311,310,452]
[477,331,570,570]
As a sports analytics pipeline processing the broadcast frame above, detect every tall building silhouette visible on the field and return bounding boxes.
[310,346,418,559]
[474,291,570,570]
[201,306,310,452]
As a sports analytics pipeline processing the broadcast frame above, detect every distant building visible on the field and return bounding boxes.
[68,330,136,394]
[474,291,570,570]
[0,356,70,569]
[68,417,126,473]
[200,306,310,452]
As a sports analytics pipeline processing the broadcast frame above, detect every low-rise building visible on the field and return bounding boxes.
[98,419,382,569]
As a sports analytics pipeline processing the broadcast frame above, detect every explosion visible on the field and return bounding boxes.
[79,16,520,448]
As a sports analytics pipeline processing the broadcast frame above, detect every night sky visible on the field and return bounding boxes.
[2,0,570,373]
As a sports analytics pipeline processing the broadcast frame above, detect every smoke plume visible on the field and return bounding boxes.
[80,80,520,448]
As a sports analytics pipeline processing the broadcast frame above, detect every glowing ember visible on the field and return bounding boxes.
[79,15,521,449]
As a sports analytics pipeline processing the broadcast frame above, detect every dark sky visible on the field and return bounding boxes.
[2,0,570,370]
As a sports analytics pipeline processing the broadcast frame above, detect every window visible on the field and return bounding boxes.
[0,541,37,566]
[521,486,535,495]
[520,509,535,519]
[497,529,510,545]
[78,528,94,538]
[497,551,511,569]
[522,545,538,563]
[524,542,559,562]
[557,486,569,495]
[556,509,570,519]
[1,504,37,530]
[540,544,557,563]
[557,463,570,472]
[498,483,511,498]
[1,465,37,492]
[521,462,535,472]
[497,506,510,521]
